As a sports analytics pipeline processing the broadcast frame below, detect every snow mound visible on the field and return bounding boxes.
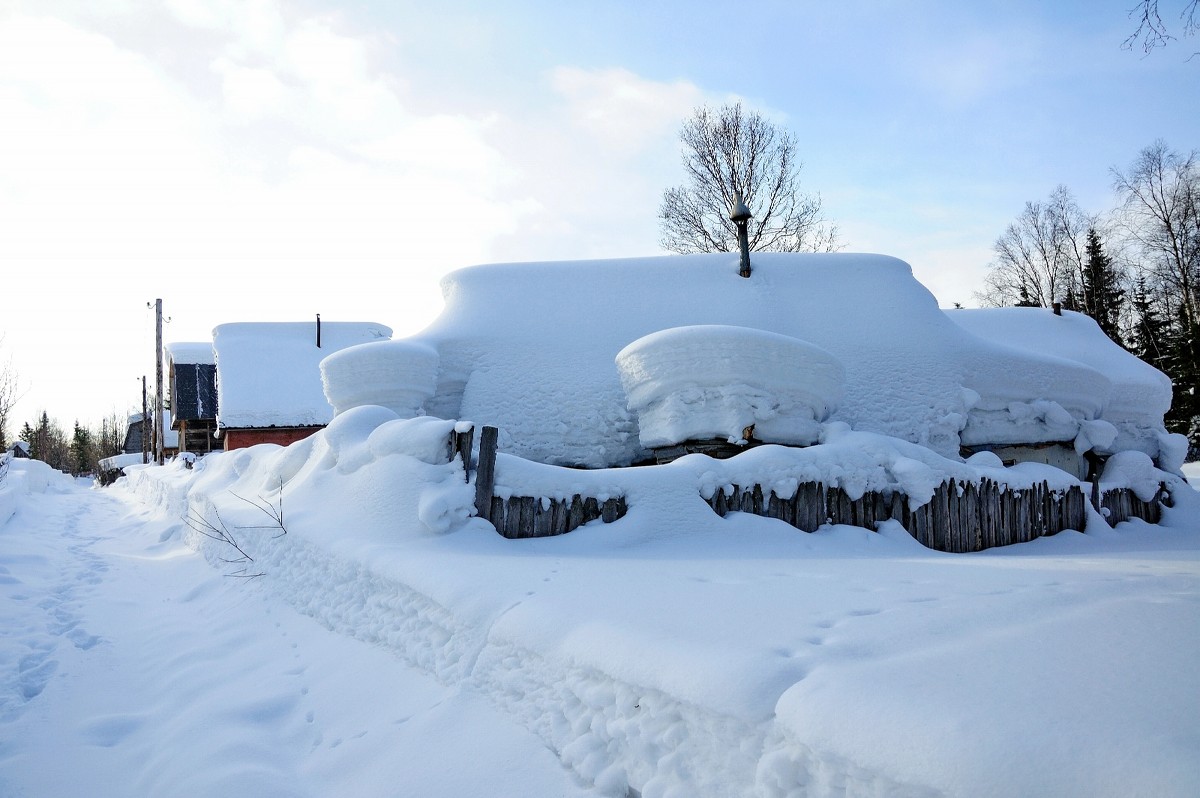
[0,457,75,526]
[321,339,439,418]
[1100,450,1164,501]
[615,325,844,448]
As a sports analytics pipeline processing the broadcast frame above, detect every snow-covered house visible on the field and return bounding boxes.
[320,253,1184,477]
[5,440,30,459]
[118,411,179,461]
[166,342,220,454]
[947,307,1178,478]
[213,321,392,450]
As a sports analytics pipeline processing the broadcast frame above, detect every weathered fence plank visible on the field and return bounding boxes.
[473,425,498,523]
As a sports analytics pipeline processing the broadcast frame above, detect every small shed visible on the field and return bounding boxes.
[5,441,30,459]
[213,320,392,450]
[121,411,179,460]
[166,342,221,454]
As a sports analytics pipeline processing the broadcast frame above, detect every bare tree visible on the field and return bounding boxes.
[0,337,22,450]
[659,103,840,255]
[1112,141,1200,325]
[1123,0,1199,55]
[976,185,1094,307]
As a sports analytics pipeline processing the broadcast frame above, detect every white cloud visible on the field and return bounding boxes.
[0,4,534,427]
[548,66,710,155]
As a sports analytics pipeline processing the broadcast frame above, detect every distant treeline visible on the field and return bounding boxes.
[975,140,1200,455]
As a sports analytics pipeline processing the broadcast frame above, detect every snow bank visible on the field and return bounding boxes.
[213,321,392,430]
[108,411,1200,798]
[616,325,844,448]
[0,457,75,526]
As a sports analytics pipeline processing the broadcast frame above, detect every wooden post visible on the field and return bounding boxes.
[154,298,165,465]
[452,424,474,482]
[474,425,498,523]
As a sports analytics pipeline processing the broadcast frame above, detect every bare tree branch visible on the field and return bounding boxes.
[975,186,1095,308]
[1123,0,1200,57]
[659,103,842,255]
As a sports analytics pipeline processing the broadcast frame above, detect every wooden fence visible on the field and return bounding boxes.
[465,425,628,539]
[450,426,1166,550]
[707,478,1088,553]
[1100,485,1166,525]
[706,478,1166,552]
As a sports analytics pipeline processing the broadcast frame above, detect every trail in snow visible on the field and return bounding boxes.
[0,486,593,798]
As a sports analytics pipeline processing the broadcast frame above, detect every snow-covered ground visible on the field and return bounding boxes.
[1,437,1198,797]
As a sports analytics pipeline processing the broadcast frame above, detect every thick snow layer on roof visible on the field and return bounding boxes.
[213,322,391,429]
[404,253,1165,467]
[949,308,1179,461]
[615,325,845,448]
[165,341,215,366]
[321,340,439,418]
[949,308,1171,420]
[125,410,179,449]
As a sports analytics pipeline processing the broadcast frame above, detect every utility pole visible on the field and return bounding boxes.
[141,375,149,465]
[154,298,165,465]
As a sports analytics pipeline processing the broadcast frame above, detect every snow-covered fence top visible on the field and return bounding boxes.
[467,422,1166,552]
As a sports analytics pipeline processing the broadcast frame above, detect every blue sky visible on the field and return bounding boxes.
[0,0,1195,430]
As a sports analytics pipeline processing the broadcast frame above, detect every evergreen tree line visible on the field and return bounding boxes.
[13,410,128,479]
[976,140,1200,451]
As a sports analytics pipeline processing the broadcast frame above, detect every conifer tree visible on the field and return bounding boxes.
[1129,277,1170,372]
[70,421,93,477]
[1081,228,1125,344]
[1165,304,1200,442]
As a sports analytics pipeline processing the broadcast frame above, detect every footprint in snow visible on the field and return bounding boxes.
[17,653,59,701]
[67,628,101,650]
[79,714,145,747]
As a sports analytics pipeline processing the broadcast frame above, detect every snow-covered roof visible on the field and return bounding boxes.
[399,253,1176,467]
[214,321,392,430]
[123,410,179,450]
[165,341,215,366]
[947,308,1171,419]
[98,452,150,471]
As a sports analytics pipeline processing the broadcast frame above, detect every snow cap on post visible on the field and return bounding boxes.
[729,191,753,278]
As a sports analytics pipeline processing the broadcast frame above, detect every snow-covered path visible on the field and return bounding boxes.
[0,485,592,797]
[2,451,1199,797]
